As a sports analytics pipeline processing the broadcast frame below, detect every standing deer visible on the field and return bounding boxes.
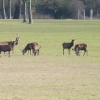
[0,41,16,57]
[0,34,20,54]
[62,39,75,55]
[73,43,88,56]
[11,34,20,53]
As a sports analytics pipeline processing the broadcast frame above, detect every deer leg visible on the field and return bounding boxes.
[76,50,79,56]
[38,50,39,55]
[63,48,64,55]
[34,51,36,56]
[76,51,79,56]
[75,51,77,55]
[12,48,14,54]
[78,52,80,56]
[30,50,31,55]
[68,49,70,55]
[83,49,87,56]
[12,50,14,54]
[8,51,10,57]
[32,50,34,55]
[76,51,78,56]
[27,50,29,55]
[28,50,31,55]
[83,51,85,56]
[77,49,80,56]
[27,50,28,55]
[32,50,36,56]
[0,51,1,57]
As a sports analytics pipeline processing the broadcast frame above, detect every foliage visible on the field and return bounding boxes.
[0,0,100,19]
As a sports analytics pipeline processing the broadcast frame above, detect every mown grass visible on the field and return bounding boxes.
[0,19,100,56]
[0,19,100,100]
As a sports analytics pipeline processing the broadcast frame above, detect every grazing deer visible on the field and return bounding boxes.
[22,43,32,55]
[73,43,88,56]
[62,39,75,55]
[22,42,41,56]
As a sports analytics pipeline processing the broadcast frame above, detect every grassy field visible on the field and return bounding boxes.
[0,19,100,100]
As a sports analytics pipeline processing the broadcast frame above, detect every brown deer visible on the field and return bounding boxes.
[73,43,88,56]
[62,39,75,55]
[0,41,16,57]
[22,42,41,56]
[0,34,20,54]
[11,34,20,53]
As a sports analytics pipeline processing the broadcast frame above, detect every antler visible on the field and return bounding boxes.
[71,34,75,40]
[13,33,19,38]
[13,34,16,37]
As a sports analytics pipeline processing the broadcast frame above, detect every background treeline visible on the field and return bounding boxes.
[0,0,100,19]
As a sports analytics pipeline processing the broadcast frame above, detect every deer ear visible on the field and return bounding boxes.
[13,34,19,38]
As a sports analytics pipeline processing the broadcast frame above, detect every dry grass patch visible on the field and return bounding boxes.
[0,55,100,100]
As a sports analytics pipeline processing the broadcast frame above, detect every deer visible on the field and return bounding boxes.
[73,43,88,56]
[0,34,20,54]
[62,39,75,55]
[11,34,20,53]
[22,42,41,56]
[0,41,16,57]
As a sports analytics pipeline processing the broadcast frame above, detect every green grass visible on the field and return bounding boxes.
[0,19,100,100]
[0,19,100,56]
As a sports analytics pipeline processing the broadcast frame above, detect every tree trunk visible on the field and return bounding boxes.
[23,0,27,22]
[13,0,21,19]
[18,0,21,19]
[28,0,33,24]
[2,0,6,19]
[8,0,11,19]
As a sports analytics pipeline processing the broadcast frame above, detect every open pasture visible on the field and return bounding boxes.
[0,20,100,100]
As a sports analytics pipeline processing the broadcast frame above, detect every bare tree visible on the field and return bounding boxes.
[28,0,33,24]
[2,0,6,19]
[23,0,27,22]
[13,0,21,19]
[68,0,84,19]
[8,0,11,19]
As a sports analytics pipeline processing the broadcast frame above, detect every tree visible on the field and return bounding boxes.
[2,0,6,19]
[8,0,11,19]
[81,0,100,17]
[23,0,27,22]
[0,0,100,19]
[68,0,84,19]
[28,0,33,24]
[13,0,21,19]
